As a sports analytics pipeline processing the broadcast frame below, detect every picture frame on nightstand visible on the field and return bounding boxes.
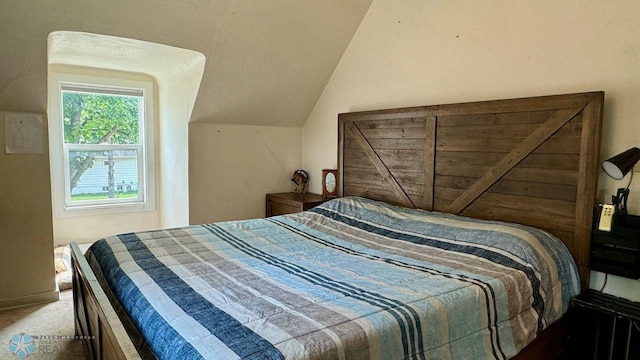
[321,169,338,200]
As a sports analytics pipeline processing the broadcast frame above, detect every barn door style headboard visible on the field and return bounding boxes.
[338,92,604,290]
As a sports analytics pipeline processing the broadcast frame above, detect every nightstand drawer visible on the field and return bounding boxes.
[269,202,300,216]
[265,192,326,217]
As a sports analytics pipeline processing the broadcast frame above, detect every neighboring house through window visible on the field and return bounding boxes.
[49,73,155,216]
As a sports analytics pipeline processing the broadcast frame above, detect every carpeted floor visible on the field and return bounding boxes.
[0,290,85,359]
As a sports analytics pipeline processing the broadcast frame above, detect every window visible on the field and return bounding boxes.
[49,73,155,216]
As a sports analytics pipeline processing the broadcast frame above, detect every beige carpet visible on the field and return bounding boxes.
[0,290,85,359]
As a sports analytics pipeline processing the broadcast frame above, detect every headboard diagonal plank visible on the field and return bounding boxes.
[445,105,586,214]
[346,121,415,208]
[338,92,604,291]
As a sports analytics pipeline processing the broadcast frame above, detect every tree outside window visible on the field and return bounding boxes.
[61,85,146,206]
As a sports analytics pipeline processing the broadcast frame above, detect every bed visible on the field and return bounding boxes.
[71,91,604,359]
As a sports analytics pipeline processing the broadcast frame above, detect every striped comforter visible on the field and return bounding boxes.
[87,196,580,360]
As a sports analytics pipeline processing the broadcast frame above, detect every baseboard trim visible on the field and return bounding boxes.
[0,290,60,310]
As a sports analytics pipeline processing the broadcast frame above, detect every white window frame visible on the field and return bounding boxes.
[49,73,156,217]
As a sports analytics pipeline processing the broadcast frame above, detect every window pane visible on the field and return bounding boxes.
[62,91,141,145]
[68,149,140,203]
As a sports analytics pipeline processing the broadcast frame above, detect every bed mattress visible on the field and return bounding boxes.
[86,196,579,359]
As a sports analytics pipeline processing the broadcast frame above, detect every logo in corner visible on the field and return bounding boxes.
[8,333,36,359]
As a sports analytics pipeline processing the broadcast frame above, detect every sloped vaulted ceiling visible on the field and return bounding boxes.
[0,0,372,126]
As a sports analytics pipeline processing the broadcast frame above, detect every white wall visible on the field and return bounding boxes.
[302,0,640,301]
[0,111,58,309]
[189,123,302,224]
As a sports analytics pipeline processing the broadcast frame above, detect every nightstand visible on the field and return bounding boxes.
[265,192,326,217]
[591,214,640,279]
[568,290,640,359]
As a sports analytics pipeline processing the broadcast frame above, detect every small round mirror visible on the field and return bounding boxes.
[326,172,336,193]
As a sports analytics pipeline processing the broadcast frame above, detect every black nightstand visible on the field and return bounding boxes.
[568,290,640,359]
[591,214,640,279]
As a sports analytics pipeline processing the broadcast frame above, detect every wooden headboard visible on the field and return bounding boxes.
[338,92,604,290]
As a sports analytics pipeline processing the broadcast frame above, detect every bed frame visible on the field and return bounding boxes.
[71,91,603,359]
[338,91,604,359]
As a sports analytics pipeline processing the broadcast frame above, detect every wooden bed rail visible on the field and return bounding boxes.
[71,242,141,360]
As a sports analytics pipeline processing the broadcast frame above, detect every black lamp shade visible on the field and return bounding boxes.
[601,147,640,180]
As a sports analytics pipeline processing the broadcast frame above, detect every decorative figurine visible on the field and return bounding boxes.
[291,169,309,193]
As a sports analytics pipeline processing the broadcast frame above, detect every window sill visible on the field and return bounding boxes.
[55,201,156,218]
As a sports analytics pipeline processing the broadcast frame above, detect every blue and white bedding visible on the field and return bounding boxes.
[86,196,580,360]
